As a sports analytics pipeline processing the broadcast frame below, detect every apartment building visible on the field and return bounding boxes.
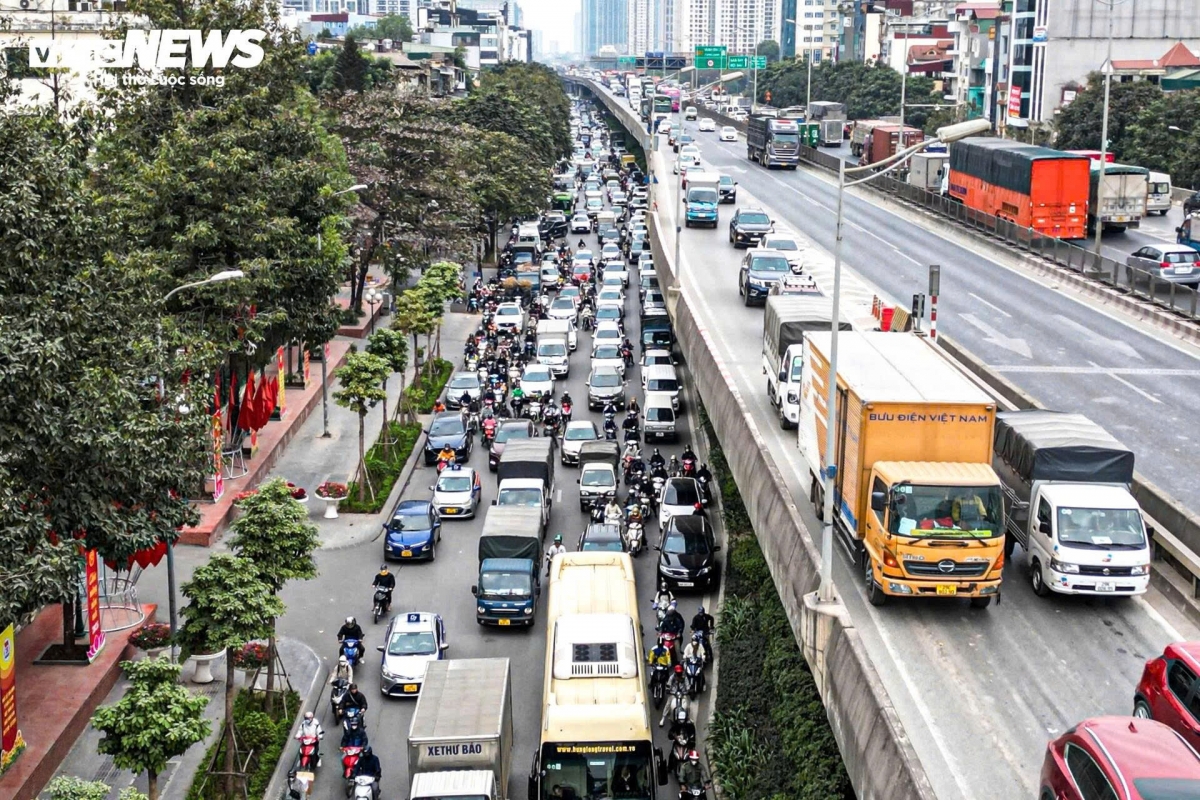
[627,0,664,55]
[581,0,628,55]
[713,0,781,55]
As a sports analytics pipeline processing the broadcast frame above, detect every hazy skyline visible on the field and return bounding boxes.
[519,0,581,52]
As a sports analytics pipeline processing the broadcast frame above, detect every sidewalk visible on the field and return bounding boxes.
[45,638,321,800]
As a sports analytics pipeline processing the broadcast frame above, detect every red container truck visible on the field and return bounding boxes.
[947,139,1091,240]
[859,124,923,167]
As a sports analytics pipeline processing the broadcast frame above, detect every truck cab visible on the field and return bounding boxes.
[473,558,540,627]
[684,185,720,228]
[495,478,550,529]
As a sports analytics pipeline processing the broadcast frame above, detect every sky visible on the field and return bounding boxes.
[518,0,580,52]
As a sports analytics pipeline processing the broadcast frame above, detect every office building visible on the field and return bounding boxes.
[713,0,781,55]
[627,0,664,54]
[582,0,628,55]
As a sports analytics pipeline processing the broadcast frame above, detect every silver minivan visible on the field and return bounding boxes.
[642,392,678,443]
[1147,171,1173,216]
[642,365,681,411]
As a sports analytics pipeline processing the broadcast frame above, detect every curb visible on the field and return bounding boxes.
[262,640,328,800]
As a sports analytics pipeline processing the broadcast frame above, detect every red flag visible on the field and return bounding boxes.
[254,371,279,427]
[238,372,258,431]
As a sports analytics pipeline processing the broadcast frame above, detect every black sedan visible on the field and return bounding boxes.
[656,515,720,591]
[579,522,628,553]
[423,411,473,466]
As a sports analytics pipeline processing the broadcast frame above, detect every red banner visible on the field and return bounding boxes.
[276,346,287,419]
[1007,86,1023,118]
[85,550,106,662]
[0,623,22,774]
[211,412,225,501]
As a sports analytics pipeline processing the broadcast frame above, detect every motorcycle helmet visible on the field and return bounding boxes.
[674,664,683,673]
[304,711,314,721]
[363,745,372,757]
[688,750,699,762]
[379,564,388,573]
[697,605,705,614]
[659,580,668,592]
[345,616,356,626]
[338,655,349,667]
[554,534,563,543]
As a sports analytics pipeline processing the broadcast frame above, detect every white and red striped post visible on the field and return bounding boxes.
[928,264,941,340]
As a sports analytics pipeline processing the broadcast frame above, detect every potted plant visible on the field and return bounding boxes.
[315,481,349,519]
[285,481,308,504]
[128,622,173,657]
[231,641,271,688]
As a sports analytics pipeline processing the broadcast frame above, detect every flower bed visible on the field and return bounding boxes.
[230,641,270,670]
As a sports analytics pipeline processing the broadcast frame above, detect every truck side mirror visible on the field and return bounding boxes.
[870,492,886,513]
[1038,520,1052,535]
[491,499,498,506]
[471,585,478,596]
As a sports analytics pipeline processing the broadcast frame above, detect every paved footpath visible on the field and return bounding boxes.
[44,311,478,799]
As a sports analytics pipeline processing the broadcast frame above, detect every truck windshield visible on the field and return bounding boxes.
[479,570,532,597]
[1057,507,1147,549]
[498,489,542,507]
[540,742,653,800]
[539,343,567,357]
[889,485,1003,539]
[773,133,800,144]
[688,190,718,204]
[581,469,615,487]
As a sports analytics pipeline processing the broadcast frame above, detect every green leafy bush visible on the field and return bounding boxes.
[701,408,853,800]
[342,421,422,513]
[402,358,453,413]
[185,689,299,800]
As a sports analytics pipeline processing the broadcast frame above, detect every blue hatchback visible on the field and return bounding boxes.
[384,500,442,561]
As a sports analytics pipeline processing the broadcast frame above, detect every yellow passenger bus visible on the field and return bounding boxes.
[528,551,668,799]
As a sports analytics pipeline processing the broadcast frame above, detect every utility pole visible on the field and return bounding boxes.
[1093,0,1119,257]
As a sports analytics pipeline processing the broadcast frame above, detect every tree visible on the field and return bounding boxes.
[464,129,552,258]
[227,478,319,713]
[756,59,941,127]
[347,14,414,43]
[333,353,391,503]
[1053,75,1164,155]
[332,36,370,94]
[302,49,395,96]
[392,288,437,390]
[91,658,211,800]
[366,328,410,444]
[756,40,781,64]
[179,555,283,797]
[419,262,463,364]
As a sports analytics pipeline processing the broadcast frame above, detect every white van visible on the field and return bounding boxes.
[537,318,578,352]
[641,364,681,411]
[642,392,678,443]
[1147,171,1173,216]
[516,223,541,247]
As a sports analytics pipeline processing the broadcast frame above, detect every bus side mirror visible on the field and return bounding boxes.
[870,492,886,513]
[655,748,669,785]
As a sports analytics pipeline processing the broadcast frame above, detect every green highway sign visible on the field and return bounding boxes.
[618,56,636,65]
[728,55,768,69]
[697,56,726,69]
[726,55,747,69]
[695,45,727,59]
[751,55,768,69]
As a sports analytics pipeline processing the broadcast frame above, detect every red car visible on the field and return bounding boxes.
[1133,641,1200,749]
[1039,715,1200,799]
[571,264,592,284]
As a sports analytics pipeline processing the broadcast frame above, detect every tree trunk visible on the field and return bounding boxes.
[265,626,276,715]
[147,768,159,800]
[357,415,367,504]
[380,377,390,458]
[224,647,236,798]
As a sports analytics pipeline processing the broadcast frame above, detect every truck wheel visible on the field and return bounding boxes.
[810,477,824,519]
[1030,558,1050,597]
[969,596,992,609]
[863,555,886,606]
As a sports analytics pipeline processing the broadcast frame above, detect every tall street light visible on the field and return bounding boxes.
[817,117,991,602]
[674,71,742,289]
[159,268,246,660]
[317,183,368,438]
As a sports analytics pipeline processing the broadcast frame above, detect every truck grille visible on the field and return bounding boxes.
[1077,565,1135,577]
[904,560,990,578]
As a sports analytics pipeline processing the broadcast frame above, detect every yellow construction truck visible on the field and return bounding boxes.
[797,331,1006,607]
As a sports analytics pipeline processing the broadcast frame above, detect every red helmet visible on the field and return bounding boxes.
[674,664,683,673]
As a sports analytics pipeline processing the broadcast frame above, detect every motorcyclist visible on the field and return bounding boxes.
[337,617,365,662]
[649,448,665,471]
[342,682,368,714]
[436,445,456,468]
[433,399,446,413]
[352,744,382,800]
[682,633,707,684]
[653,581,675,615]
[661,664,687,726]
[510,384,525,416]
[667,707,697,774]
[372,565,395,614]
[546,535,567,576]
[695,462,713,496]
[627,394,641,415]
[678,751,706,791]
[560,392,573,421]
[604,495,624,526]
[668,455,681,477]
[296,711,324,768]
[647,635,672,670]
[681,444,697,465]
[622,413,639,439]
[603,417,617,440]
[459,390,473,410]
[330,654,353,685]
[691,605,715,662]
[660,601,685,640]
[578,238,587,250]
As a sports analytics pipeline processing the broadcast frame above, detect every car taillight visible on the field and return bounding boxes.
[1161,261,1172,270]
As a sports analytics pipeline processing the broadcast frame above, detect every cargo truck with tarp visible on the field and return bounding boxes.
[797,331,1005,607]
[761,295,850,430]
[993,410,1150,597]
[947,139,1090,239]
[1089,161,1150,232]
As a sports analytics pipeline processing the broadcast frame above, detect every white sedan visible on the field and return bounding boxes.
[570,213,591,233]
[603,261,630,287]
[520,365,555,398]
[698,118,716,132]
[593,321,623,345]
[590,343,626,377]
[674,153,701,174]
[719,126,738,142]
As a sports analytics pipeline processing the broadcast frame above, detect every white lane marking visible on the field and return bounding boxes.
[1088,360,1162,404]
[1135,595,1186,641]
[556,488,563,503]
[989,366,1200,376]
[1054,314,1143,361]
[959,313,1034,359]
[969,292,1013,319]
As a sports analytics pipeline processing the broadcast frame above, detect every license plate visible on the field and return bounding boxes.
[1176,267,1194,275]
[403,684,418,693]
[443,508,458,515]
[498,618,511,626]
[401,550,412,557]
[1096,581,1115,592]
[677,581,694,587]
[936,584,957,596]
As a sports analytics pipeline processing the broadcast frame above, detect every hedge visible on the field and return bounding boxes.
[185,688,300,800]
[402,358,453,414]
[700,406,853,800]
[343,421,423,514]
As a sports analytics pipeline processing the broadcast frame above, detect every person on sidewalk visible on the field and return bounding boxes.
[296,711,324,768]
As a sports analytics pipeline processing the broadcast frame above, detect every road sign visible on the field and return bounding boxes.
[697,56,727,69]
[695,45,727,59]
[750,55,768,69]
[726,55,748,69]
[618,56,636,66]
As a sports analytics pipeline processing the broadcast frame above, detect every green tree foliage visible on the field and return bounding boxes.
[464,129,552,256]
[367,327,410,437]
[1054,76,1200,188]
[46,777,149,800]
[302,48,394,96]
[180,554,283,796]
[347,14,414,43]
[332,36,370,93]
[92,658,211,800]
[466,61,573,162]
[756,40,781,64]
[757,59,940,127]
[0,81,206,638]
[91,0,354,372]
[333,353,391,502]
[392,288,438,383]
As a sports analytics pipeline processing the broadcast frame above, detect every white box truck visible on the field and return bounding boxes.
[762,296,850,429]
[993,410,1151,597]
[407,658,514,800]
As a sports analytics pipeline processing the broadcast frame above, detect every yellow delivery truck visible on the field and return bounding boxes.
[797,331,1005,607]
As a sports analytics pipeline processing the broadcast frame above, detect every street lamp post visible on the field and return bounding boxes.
[317,183,368,438]
[1093,0,1124,257]
[158,269,245,660]
[816,118,991,602]
[365,287,382,335]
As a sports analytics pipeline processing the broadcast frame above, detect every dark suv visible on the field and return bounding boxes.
[729,207,774,248]
[1185,190,1200,218]
[656,515,720,591]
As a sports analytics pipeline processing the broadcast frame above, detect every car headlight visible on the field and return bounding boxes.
[696,566,712,576]
[523,607,534,615]
[381,666,398,679]
[1050,558,1079,574]
[477,606,487,614]
[786,391,798,404]
[1130,564,1150,576]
